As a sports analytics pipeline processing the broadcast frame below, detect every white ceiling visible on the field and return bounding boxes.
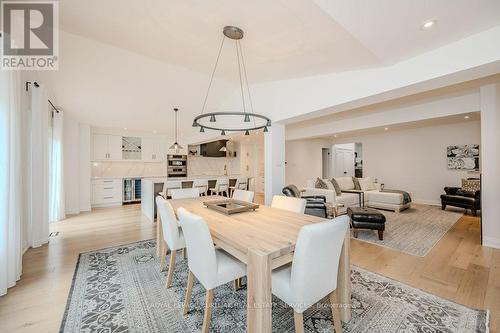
[59,0,500,82]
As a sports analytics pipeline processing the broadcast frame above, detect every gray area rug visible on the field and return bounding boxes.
[353,204,464,256]
[60,240,488,333]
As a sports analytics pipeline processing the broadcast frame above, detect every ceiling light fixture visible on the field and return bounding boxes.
[464,115,470,119]
[421,19,436,30]
[384,127,389,131]
[169,107,183,151]
[193,26,271,135]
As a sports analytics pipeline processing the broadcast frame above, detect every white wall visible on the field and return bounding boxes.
[64,117,80,214]
[63,118,91,214]
[79,124,91,212]
[285,138,331,188]
[480,83,500,249]
[332,121,481,205]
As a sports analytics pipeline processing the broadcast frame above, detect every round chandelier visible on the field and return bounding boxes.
[192,26,271,136]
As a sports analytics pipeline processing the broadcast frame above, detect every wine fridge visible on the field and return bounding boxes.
[123,178,142,203]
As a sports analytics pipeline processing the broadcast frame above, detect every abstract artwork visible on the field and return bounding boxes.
[447,144,479,170]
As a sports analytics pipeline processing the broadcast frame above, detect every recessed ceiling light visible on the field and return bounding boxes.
[124,127,128,130]
[421,19,436,30]
[333,134,337,138]
[464,115,470,119]
[384,127,389,131]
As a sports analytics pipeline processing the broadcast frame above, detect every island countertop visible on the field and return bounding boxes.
[141,175,251,222]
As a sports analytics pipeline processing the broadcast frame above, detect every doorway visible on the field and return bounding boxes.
[322,148,330,179]
[332,143,362,177]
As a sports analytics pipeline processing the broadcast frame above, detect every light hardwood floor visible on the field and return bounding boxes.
[0,203,498,332]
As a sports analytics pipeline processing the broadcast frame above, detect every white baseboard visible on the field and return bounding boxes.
[483,237,500,250]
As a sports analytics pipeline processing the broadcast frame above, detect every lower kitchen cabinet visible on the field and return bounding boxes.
[92,179,123,207]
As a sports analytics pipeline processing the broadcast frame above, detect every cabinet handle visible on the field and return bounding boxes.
[104,187,113,190]
[104,196,113,199]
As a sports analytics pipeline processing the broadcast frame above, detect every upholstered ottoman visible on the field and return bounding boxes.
[347,207,386,240]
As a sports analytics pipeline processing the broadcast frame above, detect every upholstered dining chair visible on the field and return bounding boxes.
[232,189,254,203]
[156,196,186,288]
[272,216,349,333]
[171,188,199,199]
[161,180,181,198]
[178,208,246,333]
[271,195,307,214]
[209,178,229,197]
[193,179,209,196]
[229,177,248,196]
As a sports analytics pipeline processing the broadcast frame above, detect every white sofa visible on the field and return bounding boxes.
[303,177,411,214]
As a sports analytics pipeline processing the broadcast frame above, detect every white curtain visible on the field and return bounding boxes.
[0,69,23,296]
[49,110,65,222]
[29,87,50,247]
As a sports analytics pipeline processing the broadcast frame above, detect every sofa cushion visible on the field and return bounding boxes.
[330,178,342,195]
[336,193,359,206]
[358,177,374,191]
[335,177,355,190]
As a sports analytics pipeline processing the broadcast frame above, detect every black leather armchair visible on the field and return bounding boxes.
[282,185,327,218]
[440,186,480,216]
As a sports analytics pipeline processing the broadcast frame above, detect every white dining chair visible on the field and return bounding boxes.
[171,188,200,199]
[272,215,349,333]
[161,180,181,198]
[193,179,208,196]
[178,207,246,333]
[229,177,248,196]
[209,178,229,197]
[271,195,307,214]
[156,196,186,288]
[232,189,254,203]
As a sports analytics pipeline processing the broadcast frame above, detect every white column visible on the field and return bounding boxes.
[480,83,500,249]
[264,123,285,205]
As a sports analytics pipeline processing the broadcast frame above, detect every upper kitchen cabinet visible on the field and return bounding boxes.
[93,134,123,161]
[142,137,165,162]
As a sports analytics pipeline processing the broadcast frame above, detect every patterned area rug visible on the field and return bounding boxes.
[353,204,464,256]
[60,240,488,333]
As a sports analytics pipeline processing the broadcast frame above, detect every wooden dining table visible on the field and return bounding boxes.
[160,196,351,333]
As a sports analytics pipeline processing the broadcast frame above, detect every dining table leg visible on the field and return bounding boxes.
[156,214,162,257]
[247,249,272,333]
[337,229,352,323]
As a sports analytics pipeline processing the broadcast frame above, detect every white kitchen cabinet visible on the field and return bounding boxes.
[92,134,123,161]
[142,137,165,162]
[92,179,123,207]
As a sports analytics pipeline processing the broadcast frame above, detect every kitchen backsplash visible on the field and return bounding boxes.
[187,156,241,176]
[92,157,241,178]
[92,162,167,178]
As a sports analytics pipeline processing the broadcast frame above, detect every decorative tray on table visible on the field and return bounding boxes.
[203,199,259,215]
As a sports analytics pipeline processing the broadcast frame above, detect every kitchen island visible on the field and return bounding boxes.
[141,175,251,222]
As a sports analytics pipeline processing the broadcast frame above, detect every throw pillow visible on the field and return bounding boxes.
[352,177,361,190]
[330,178,342,196]
[335,177,355,190]
[358,177,374,191]
[462,178,480,194]
[315,177,328,189]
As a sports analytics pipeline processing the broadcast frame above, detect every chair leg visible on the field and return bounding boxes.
[159,243,167,272]
[201,289,214,333]
[233,278,242,291]
[293,311,305,333]
[183,247,187,259]
[183,271,194,315]
[166,250,177,288]
[378,230,384,240]
[329,290,343,333]
[352,229,358,238]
